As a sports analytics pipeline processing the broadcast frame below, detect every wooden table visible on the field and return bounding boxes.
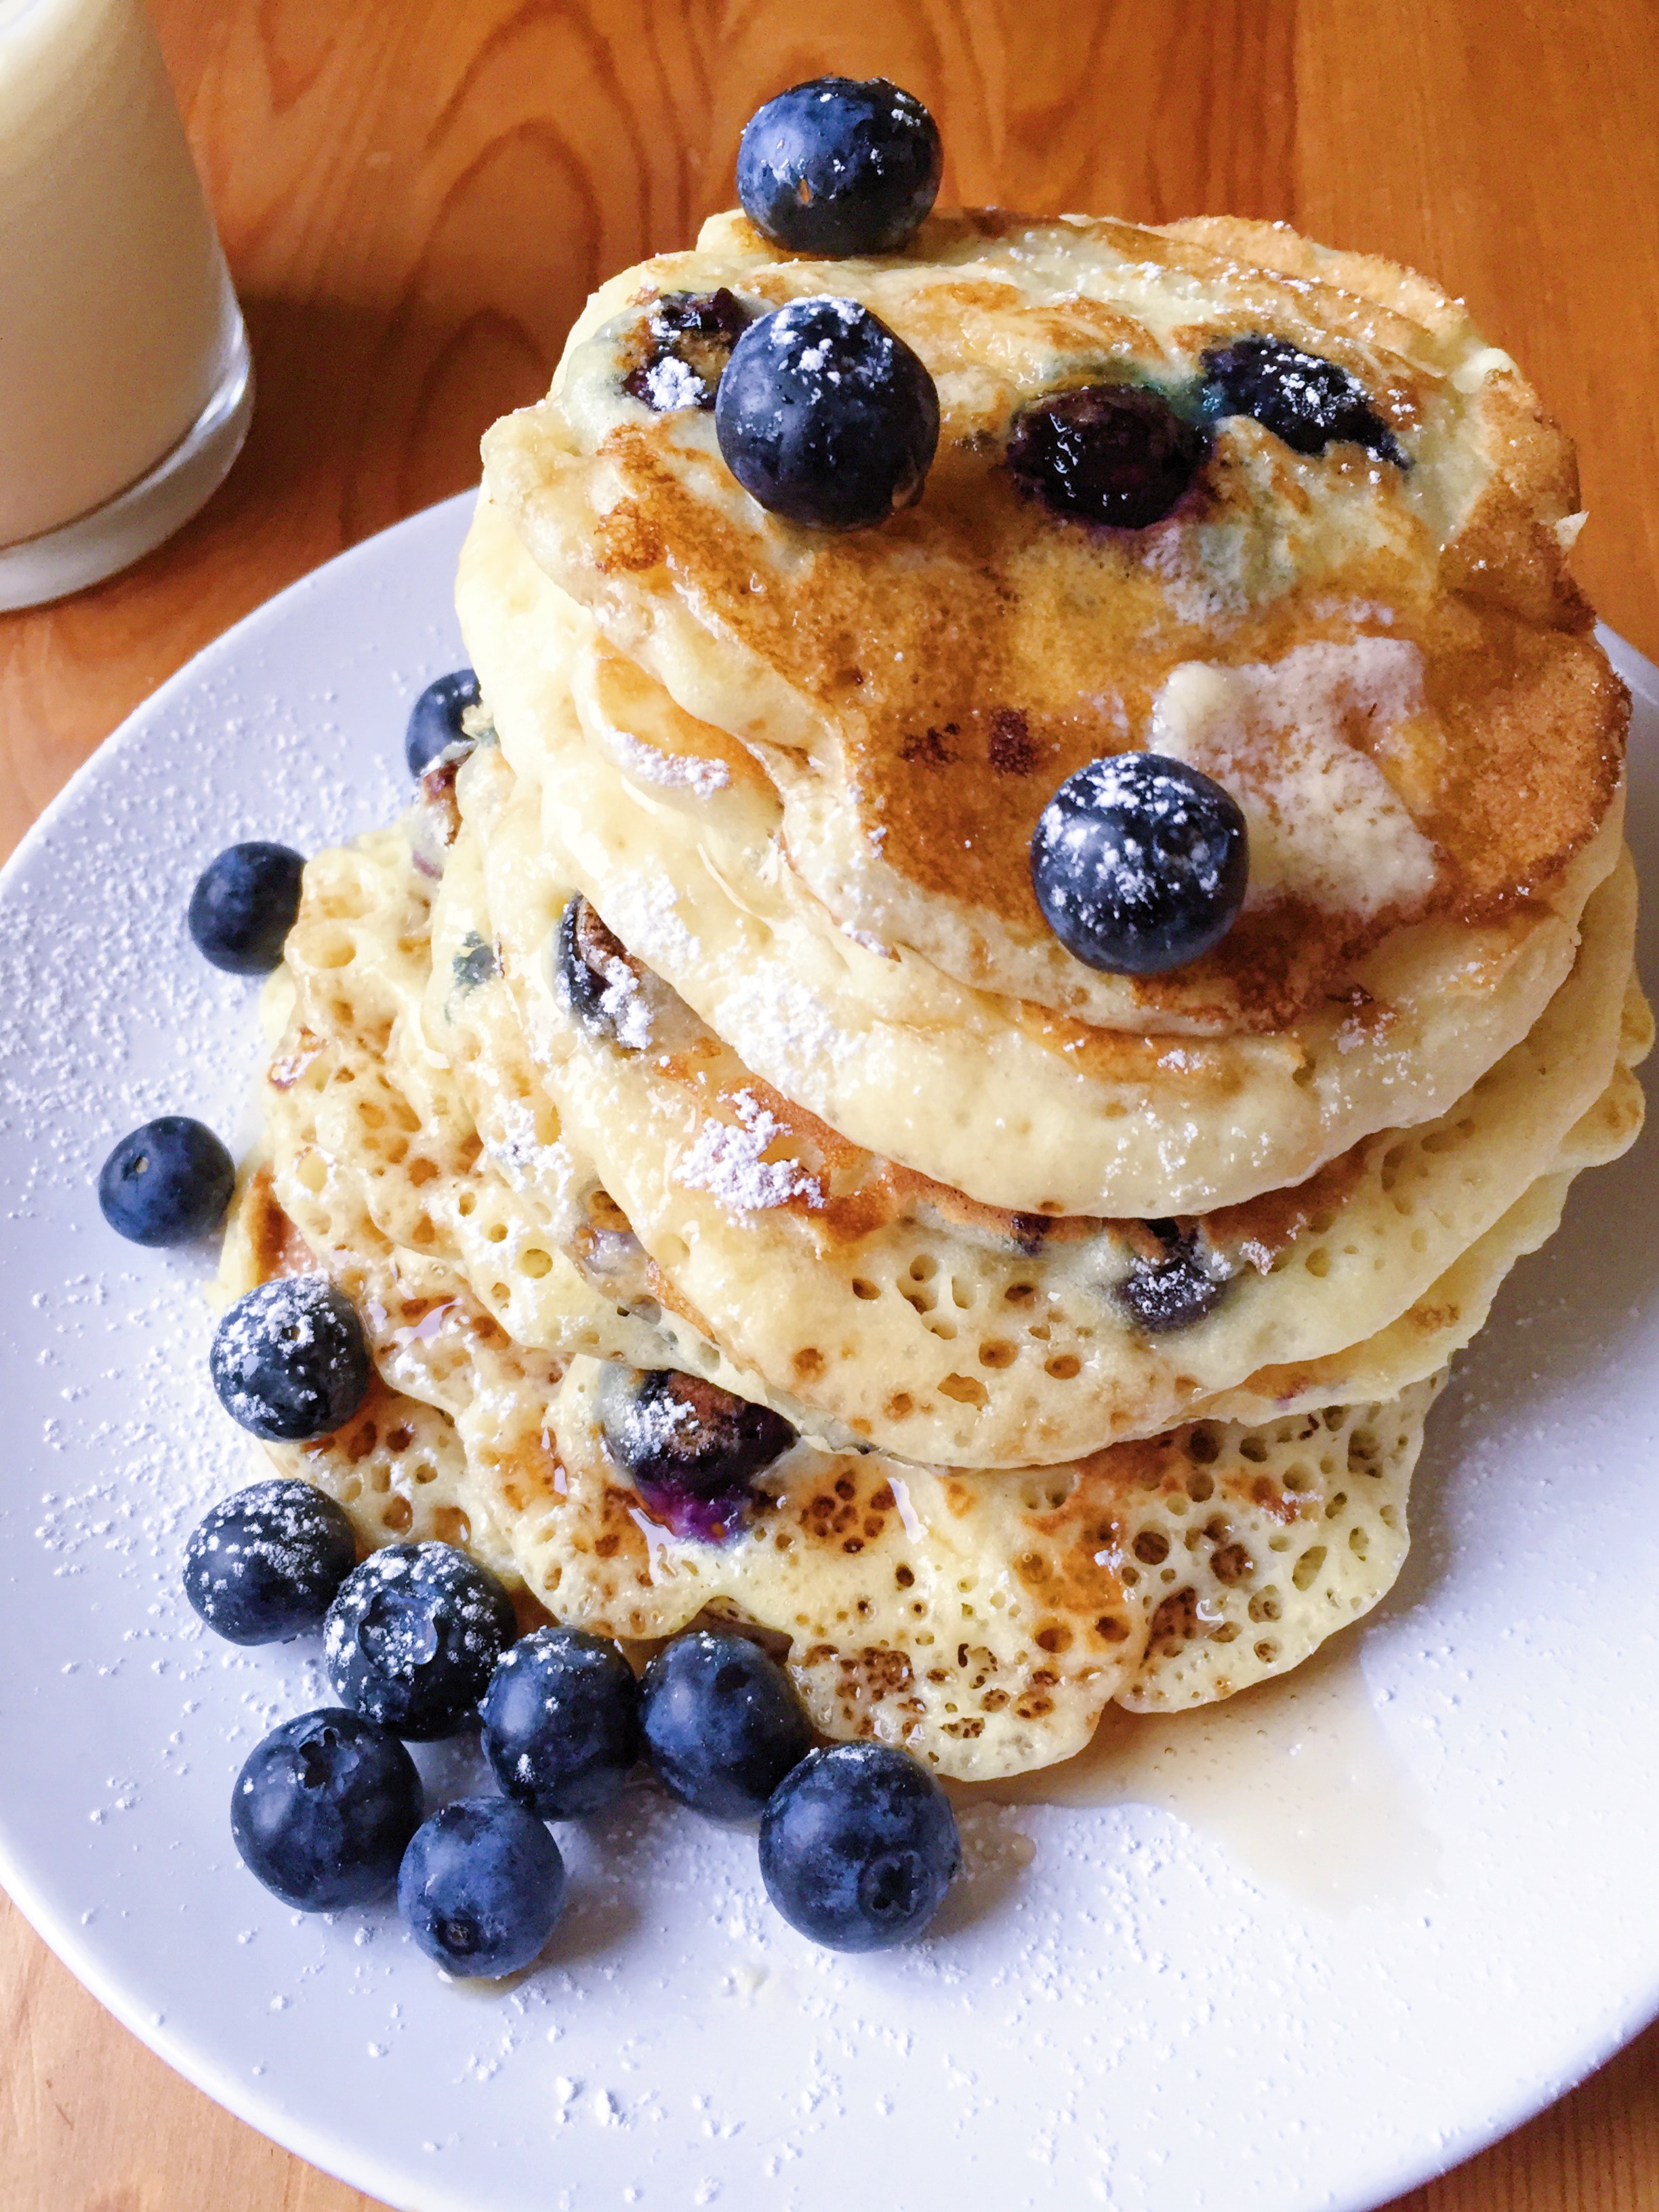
[3,2,1656,2205]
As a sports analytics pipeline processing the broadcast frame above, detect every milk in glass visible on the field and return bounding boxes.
[0,0,250,600]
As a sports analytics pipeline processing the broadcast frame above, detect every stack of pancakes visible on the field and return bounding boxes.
[223,209,1647,1781]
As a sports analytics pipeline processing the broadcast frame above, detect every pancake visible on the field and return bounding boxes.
[211,199,1645,1784]
[448,733,1637,1465]
[218,1155,1441,1776]
[267,799,1642,1465]
[481,208,1624,1036]
[458,492,1618,1218]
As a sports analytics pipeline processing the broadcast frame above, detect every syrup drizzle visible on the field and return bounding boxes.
[952,1643,1441,1912]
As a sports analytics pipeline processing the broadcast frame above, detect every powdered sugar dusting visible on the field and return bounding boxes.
[676,1090,824,1216]
[605,721,730,801]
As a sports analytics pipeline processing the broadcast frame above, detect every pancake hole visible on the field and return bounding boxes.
[1095,1614,1130,1643]
[1349,1525,1370,1559]
[1304,1247,1330,1278]
[978,1339,1016,1368]
[851,1278,880,1300]
[520,1248,553,1279]
[1035,1623,1072,1654]
[939,1374,987,1408]
[895,1564,915,1587]
[1248,1587,1282,1622]
[1254,1639,1279,1663]
[1292,1545,1327,1591]
[384,1496,413,1534]
[1044,1354,1081,1380]
[1133,1530,1170,1567]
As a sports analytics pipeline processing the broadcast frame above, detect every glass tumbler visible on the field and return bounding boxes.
[0,0,253,611]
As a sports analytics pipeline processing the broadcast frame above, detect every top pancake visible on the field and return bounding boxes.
[483,207,1625,1035]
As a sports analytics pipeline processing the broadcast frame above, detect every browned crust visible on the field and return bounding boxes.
[527,209,1624,1029]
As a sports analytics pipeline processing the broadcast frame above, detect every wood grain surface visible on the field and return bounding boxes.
[2,1,1656,2205]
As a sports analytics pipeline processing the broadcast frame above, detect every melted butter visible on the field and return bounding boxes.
[954,1643,1441,1911]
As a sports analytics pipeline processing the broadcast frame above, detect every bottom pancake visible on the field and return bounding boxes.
[218,1161,1439,1772]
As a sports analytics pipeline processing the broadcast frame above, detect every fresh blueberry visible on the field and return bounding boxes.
[622,289,750,412]
[640,1630,813,1822]
[1115,1222,1230,1333]
[398,1797,566,1978]
[1007,384,1210,530]
[405,668,480,777]
[324,1542,516,1740]
[187,842,305,975]
[759,1741,960,1950]
[184,1477,357,1644]
[1202,336,1406,464]
[714,295,939,529]
[737,77,942,257]
[599,1368,796,1542]
[98,1115,234,1246]
[480,1626,641,1820]
[230,1708,422,1910]
[209,1275,373,1442]
[1030,752,1248,976]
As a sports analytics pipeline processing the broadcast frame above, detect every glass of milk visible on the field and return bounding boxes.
[0,0,253,611]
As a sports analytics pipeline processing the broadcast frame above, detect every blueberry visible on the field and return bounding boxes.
[1115,1222,1229,1333]
[758,1742,960,1951]
[714,296,939,530]
[230,1708,422,1910]
[184,1477,357,1644]
[210,1275,373,1443]
[1202,336,1406,464]
[405,668,480,777]
[98,1115,234,1246]
[1031,752,1248,976]
[737,77,941,257]
[187,842,305,975]
[480,1626,641,1820]
[640,1630,813,1822]
[1007,384,1210,530]
[398,1797,566,1978]
[555,895,646,1046]
[323,1541,516,1740]
[600,1368,796,1543]
[622,289,750,412]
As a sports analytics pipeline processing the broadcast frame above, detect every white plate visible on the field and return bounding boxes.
[1,491,1656,2212]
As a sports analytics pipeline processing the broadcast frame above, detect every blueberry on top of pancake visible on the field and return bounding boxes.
[714,295,939,528]
[1031,750,1249,974]
[737,77,942,258]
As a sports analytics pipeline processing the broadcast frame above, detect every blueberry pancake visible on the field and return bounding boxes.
[482,210,1621,1063]
[458,494,1619,1218]
[216,173,1643,1783]
[443,733,1639,1467]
